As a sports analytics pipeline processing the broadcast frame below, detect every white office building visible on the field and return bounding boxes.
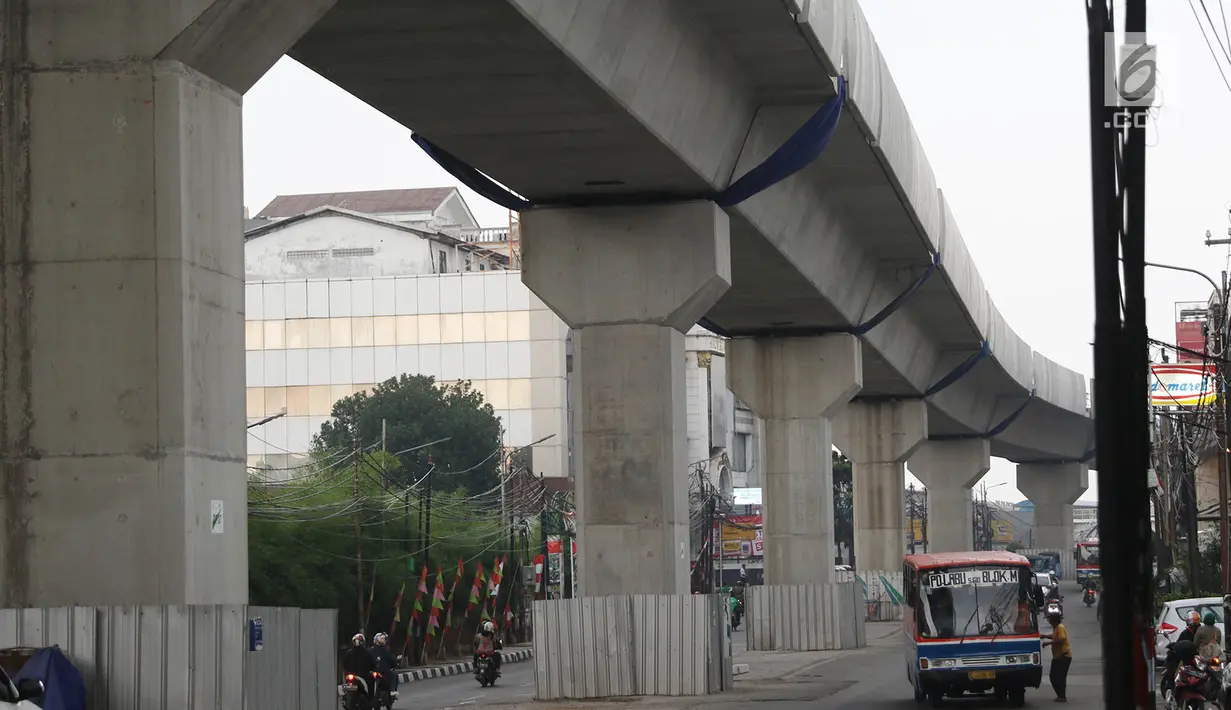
[243,188,760,489]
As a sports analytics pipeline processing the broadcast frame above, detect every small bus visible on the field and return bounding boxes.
[904,551,1043,707]
[1075,540,1100,581]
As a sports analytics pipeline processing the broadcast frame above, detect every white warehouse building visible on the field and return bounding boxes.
[243,188,761,491]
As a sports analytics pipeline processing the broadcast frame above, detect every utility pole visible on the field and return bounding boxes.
[1218,271,1231,593]
[907,483,917,555]
[353,436,364,631]
[501,451,510,557]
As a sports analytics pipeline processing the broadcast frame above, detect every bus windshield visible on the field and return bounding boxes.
[1077,544,1100,565]
[917,566,1036,639]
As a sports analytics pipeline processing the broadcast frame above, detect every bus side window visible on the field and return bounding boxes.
[903,563,915,607]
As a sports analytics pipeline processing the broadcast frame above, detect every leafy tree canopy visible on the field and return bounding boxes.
[313,374,503,495]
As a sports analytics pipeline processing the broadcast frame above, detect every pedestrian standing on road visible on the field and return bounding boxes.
[1041,611,1072,702]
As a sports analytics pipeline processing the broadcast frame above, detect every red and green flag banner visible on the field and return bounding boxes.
[467,562,486,612]
[389,581,406,636]
[409,564,428,636]
[442,557,464,636]
[428,567,446,636]
[487,555,504,597]
[502,600,513,629]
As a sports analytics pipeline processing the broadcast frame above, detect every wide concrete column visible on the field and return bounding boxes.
[1017,462,1089,556]
[909,439,992,553]
[834,401,928,572]
[0,0,334,607]
[522,201,730,596]
[728,336,862,586]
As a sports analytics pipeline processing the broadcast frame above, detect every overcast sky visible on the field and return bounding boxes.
[242,2,1231,503]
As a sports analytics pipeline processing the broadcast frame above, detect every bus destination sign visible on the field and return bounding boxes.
[925,568,1019,588]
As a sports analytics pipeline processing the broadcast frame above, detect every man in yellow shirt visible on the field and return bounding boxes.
[1042,611,1072,702]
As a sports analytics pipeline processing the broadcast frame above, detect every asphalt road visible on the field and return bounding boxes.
[391,659,535,709]
[390,585,1106,709]
[696,582,1107,709]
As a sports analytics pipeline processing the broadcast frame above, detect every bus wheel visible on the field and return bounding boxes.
[993,687,1007,702]
[929,691,945,708]
[913,682,925,703]
[1008,687,1026,707]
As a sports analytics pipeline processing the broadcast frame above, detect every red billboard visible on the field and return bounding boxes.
[1175,320,1206,362]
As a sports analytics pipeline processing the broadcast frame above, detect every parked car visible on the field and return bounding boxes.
[1155,597,1226,662]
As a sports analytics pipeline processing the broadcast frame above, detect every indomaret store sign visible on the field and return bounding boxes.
[1149,363,1216,407]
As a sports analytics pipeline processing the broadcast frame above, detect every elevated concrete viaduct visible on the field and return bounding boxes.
[2,0,1094,662]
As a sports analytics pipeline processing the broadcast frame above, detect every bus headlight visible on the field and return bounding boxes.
[1004,655,1032,664]
[931,659,957,668]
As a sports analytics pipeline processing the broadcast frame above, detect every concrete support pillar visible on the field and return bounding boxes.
[1017,462,1089,558]
[728,336,862,586]
[522,201,731,596]
[0,0,333,606]
[909,439,992,553]
[834,401,928,572]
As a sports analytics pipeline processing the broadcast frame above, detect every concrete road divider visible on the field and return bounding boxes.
[396,647,533,683]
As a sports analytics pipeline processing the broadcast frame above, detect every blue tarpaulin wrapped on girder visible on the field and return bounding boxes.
[12,646,86,710]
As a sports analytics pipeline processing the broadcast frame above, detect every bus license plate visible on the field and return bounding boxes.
[968,671,995,680]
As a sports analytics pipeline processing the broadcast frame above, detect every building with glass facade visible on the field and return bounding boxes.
[242,188,760,490]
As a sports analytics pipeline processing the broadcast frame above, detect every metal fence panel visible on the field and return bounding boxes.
[300,608,339,710]
[745,583,865,651]
[533,595,634,700]
[0,605,325,710]
[246,606,300,710]
[534,594,725,700]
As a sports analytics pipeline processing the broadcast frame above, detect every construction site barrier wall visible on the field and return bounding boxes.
[744,582,866,651]
[532,594,732,700]
[0,605,336,710]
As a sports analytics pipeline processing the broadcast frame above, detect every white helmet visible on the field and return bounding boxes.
[373,632,388,645]
[482,621,495,633]
[352,632,365,647]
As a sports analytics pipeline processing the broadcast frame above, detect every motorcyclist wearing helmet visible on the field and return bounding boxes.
[342,632,377,698]
[368,632,400,695]
[1162,612,1204,694]
[473,621,503,675]
[1194,612,1223,659]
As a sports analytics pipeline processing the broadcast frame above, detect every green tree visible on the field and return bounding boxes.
[248,450,519,649]
[833,452,853,558]
[313,374,503,494]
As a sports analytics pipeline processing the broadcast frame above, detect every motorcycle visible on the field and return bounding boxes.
[475,653,499,687]
[339,672,371,710]
[1204,655,1225,708]
[371,670,397,710]
[1083,588,1096,607]
[1045,600,1063,619]
[1165,656,1212,710]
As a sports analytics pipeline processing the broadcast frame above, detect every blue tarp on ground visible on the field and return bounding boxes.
[12,646,86,710]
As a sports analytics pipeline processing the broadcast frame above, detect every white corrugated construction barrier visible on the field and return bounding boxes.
[532,594,732,700]
[836,569,906,621]
[744,582,866,651]
[0,605,337,710]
